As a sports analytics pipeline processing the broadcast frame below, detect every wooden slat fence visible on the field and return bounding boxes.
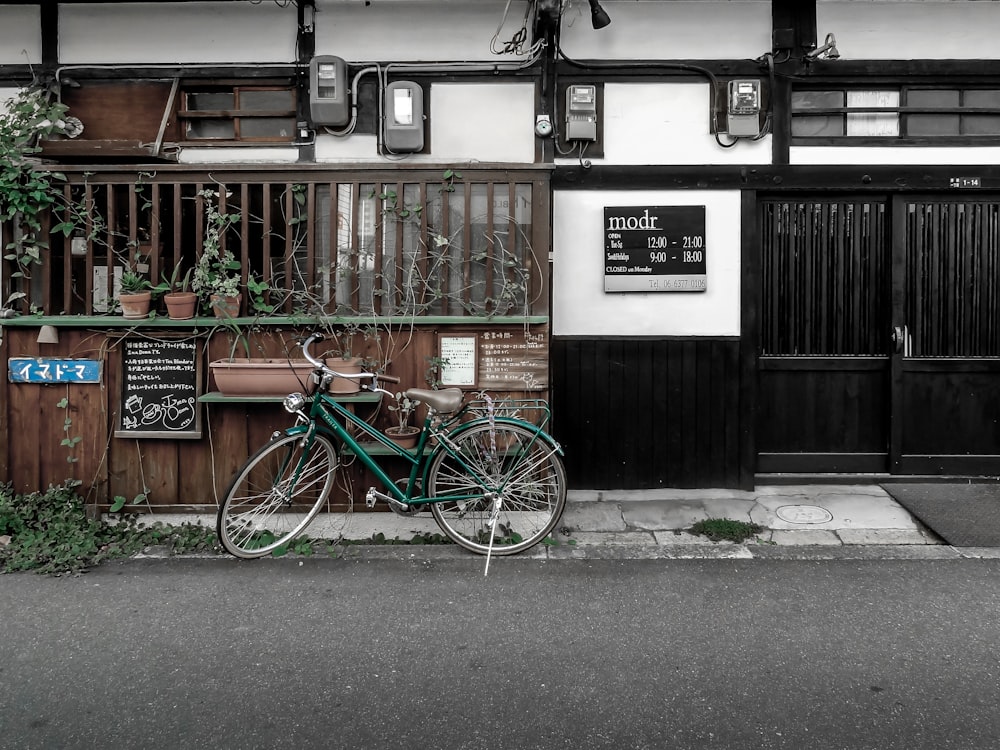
[2,168,550,319]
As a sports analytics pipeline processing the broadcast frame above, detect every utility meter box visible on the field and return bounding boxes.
[384,81,424,153]
[309,55,349,127]
[727,79,761,137]
[565,84,598,141]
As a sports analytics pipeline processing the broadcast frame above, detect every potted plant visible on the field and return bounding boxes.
[324,321,365,394]
[118,269,152,319]
[384,391,420,448]
[153,264,197,320]
[191,188,242,318]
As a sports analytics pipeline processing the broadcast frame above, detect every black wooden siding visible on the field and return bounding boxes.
[551,337,745,489]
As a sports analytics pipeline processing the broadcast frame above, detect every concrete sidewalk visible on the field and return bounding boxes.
[148,484,1000,560]
[560,484,936,547]
[284,484,936,547]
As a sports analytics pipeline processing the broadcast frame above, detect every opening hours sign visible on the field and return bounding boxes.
[604,205,707,292]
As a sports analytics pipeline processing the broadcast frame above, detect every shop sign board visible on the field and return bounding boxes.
[604,205,707,292]
[8,358,102,383]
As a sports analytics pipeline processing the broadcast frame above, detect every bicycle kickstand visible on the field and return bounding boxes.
[483,494,502,577]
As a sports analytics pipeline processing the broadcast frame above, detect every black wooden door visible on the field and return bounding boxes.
[759,195,1000,476]
[757,197,892,473]
[891,198,1000,474]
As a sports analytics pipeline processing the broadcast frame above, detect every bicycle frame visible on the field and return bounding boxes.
[285,384,560,510]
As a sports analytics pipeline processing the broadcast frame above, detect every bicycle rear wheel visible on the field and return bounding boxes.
[217,431,338,558]
[428,422,566,555]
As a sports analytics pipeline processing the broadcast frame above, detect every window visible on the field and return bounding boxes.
[791,86,1000,144]
[318,180,536,317]
[178,84,297,143]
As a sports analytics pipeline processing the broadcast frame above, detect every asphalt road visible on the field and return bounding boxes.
[2,555,1000,750]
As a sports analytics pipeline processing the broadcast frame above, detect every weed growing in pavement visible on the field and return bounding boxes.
[689,518,764,543]
[0,483,221,575]
[0,484,490,574]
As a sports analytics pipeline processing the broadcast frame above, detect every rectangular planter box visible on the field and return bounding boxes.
[209,358,316,396]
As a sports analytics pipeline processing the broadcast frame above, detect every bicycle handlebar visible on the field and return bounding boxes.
[300,332,401,384]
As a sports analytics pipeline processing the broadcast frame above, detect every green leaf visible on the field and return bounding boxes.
[109,496,127,513]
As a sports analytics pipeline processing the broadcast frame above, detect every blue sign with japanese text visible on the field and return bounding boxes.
[8,357,102,384]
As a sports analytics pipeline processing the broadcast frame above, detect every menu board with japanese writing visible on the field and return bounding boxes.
[116,338,202,438]
[477,328,548,391]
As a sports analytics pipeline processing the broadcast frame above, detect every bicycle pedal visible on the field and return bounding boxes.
[365,488,378,509]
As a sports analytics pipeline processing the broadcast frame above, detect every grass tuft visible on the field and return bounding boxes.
[689,517,763,543]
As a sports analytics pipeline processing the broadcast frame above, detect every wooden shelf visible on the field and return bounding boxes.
[198,391,381,404]
[0,314,549,329]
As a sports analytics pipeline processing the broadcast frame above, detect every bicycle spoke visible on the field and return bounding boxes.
[217,433,338,558]
[429,423,566,556]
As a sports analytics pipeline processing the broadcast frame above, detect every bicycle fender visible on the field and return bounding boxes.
[441,416,564,455]
[279,424,311,439]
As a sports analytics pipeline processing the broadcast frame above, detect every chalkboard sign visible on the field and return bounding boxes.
[116,338,202,439]
[604,205,707,292]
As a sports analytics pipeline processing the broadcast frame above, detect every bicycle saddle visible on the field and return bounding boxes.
[405,387,464,413]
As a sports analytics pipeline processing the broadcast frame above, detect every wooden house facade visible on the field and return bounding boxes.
[1,0,998,510]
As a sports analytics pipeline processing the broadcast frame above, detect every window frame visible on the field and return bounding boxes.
[790,84,1000,146]
[177,81,298,145]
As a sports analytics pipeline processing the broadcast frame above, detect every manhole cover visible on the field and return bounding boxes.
[775,505,834,524]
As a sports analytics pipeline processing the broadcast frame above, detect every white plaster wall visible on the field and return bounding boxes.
[817,0,1000,59]
[552,191,742,337]
[315,82,536,164]
[792,146,1000,166]
[0,88,20,108]
[178,148,300,165]
[0,5,41,65]
[563,83,771,167]
[314,1,537,63]
[59,2,296,64]
[429,83,535,162]
[559,0,770,61]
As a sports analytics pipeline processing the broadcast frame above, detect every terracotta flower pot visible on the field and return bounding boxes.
[384,426,421,449]
[210,293,241,319]
[119,291,152,319]
[164,291,198,320]
[325,357,364,394]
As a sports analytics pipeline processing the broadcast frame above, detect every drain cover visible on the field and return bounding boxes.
[775,505,834,524]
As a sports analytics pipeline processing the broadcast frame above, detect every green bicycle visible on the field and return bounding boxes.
[216,332,567,560]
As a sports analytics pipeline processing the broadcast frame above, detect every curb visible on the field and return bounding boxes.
[132,541,1000,564]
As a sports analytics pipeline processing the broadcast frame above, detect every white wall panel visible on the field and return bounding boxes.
[314,1,536,63]
[0,88,21,108]
[817,0,1000,60]
[559,0,770,61]
[315,82,535,164]
[178,148,299,165]
[567,83,770,166]
[0,5,41,65]
[552,190,741,337]
[59,2,296,64]
[430,83,535,162]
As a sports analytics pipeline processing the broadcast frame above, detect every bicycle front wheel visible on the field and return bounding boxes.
[217,431,338,558]
[428,422,566,555]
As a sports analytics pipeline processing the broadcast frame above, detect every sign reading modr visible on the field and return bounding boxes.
[604,205,707,292]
